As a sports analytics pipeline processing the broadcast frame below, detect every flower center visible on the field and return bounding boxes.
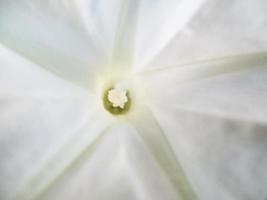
[107,88,128,109]
[103,85,131,115]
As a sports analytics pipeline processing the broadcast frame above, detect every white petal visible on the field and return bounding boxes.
[0,45,112,200]
[35,124,178,200]
[132,0,206,71]
[110,0,140,68]
[169,68,267,123]
[0,0,107,89]
[74,0,135,64]
[143,54,267,123]
[146,66,267,199]
[128,106,197,200]
[150,106,267,200]
[148,0,267,69]
[72,0,124,56]
[0,44,89,97]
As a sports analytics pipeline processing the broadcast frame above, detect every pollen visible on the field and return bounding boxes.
[103,86,131,115]
[107,89,128,109]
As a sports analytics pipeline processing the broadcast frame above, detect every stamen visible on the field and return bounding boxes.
[103,86,131,115]
[108,89,128,109]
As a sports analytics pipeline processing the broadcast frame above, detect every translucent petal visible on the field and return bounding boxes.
[0,0,107,89]
[72,0,124,56]
[128,106,197,200]
[144,63,267,199]
[110,0,140,69]
[132,0,206,71]
[36,124,179,200]
[150,106,267,200]
[142,53,267,123]
[0,44,90,97]
[147,0,267,69]
[0,45,111,200]
[74,0,137,64]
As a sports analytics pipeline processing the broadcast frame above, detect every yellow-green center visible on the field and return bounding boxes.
[103,87,131,115]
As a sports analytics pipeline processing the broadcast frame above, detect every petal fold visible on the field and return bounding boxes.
[128,106,197,200]
[0,44,111,200]
[143,54,267,123]
[150,105,267,200]
[33,124,179,200]
[146,63,267,199]
[0,0,106,89]
[148,0,267,68]
[132,0,206,71]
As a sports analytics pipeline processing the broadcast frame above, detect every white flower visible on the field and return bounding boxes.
[0,0,267,200]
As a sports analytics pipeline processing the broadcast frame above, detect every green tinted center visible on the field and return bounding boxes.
[103,87,131,115]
